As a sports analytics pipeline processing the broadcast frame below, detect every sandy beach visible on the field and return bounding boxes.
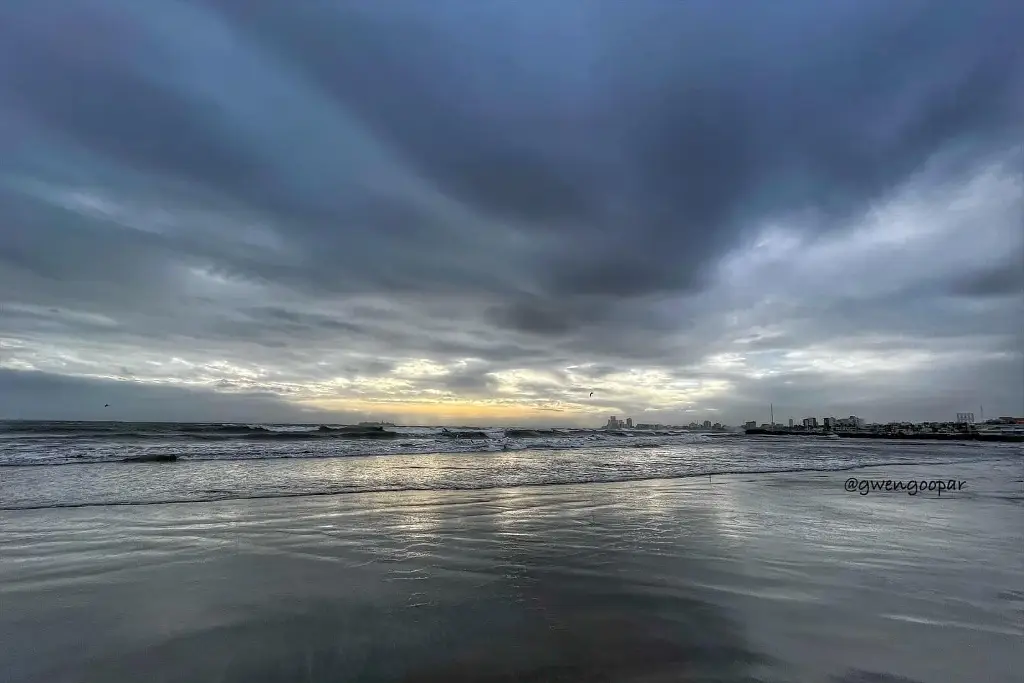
[2,450,1021,683]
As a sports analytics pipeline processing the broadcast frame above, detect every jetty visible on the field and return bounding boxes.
[744,428,1022,443]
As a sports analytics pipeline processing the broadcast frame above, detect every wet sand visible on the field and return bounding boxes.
[1,460,1021,682]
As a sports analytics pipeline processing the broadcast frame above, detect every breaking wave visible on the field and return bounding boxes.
[0,420,721,467]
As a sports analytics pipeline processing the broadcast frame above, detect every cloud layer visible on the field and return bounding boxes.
[1,0,1021,425]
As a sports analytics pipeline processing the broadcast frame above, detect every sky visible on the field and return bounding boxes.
[0,0,1022,427]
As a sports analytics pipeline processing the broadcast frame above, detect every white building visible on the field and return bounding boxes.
[834,416,866,431]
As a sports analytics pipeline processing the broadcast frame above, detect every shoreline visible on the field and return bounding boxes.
[1,456,1001,513]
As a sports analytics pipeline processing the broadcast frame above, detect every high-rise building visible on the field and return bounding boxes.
[625,418,633,428]
[802,417,819,428]
[744,421,756,429]
[788,418,794,428]
[956,413,975,424]
[703,420,712,429]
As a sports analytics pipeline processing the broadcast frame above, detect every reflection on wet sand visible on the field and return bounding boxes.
[1,460,1021,682]
[3,482,771,682]
[393,485,767,682]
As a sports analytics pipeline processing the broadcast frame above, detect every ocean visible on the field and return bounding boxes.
[1,421,1021,682]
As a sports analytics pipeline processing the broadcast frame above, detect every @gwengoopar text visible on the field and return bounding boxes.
[844,478,966,496]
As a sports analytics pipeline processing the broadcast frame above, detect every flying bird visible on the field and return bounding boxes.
[104,404,109,408]
[589,392,594,397]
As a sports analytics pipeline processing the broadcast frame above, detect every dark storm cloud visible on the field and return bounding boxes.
[0,0,1021,422]
[486,298,609,336]
[201,0,1022,300]
[2,1,1020,302]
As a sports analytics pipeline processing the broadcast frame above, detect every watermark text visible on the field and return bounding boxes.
[844,477,966,496]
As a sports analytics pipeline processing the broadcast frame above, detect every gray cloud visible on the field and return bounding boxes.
[0,369,348,424]
[0,0,1021,424]
[949,258,1024,298]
